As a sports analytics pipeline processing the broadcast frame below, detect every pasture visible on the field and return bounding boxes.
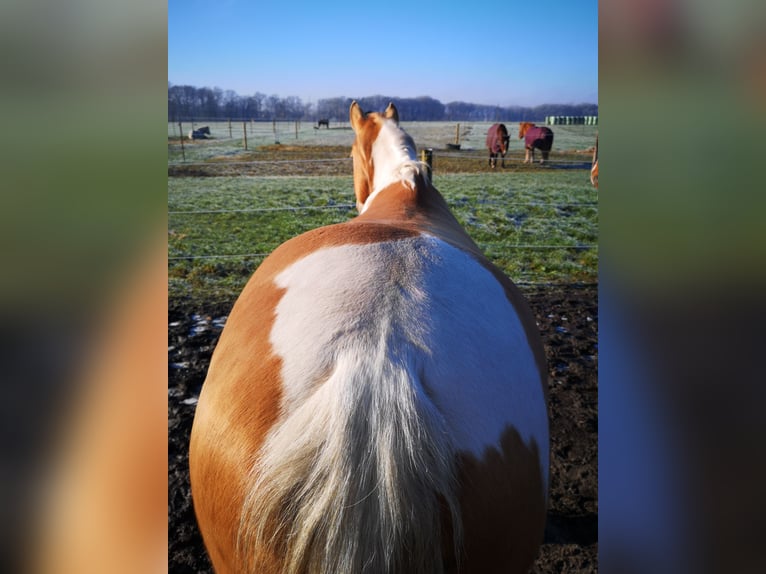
[168,121,598,304]
[168,121,598,572]
[169,171,597,303]
[168,120,597,162]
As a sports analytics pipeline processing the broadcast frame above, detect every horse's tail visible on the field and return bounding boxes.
[238,353,462,574]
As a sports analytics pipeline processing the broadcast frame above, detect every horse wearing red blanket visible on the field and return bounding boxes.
[518,122,554,164]
[485,123,510,168]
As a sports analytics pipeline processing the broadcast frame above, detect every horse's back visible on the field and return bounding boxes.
[525,126,554,150]
[211,221,547,457]
[485,123,497,147]
[273,229,548,572]
[269,229,547,453]
[191,218,548,573]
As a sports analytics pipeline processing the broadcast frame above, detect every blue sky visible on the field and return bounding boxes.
[168,0,597,107]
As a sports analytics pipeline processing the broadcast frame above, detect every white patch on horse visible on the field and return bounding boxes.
[269,235,548,481]
[360,119,420,213]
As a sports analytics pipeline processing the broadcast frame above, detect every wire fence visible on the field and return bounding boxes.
[169,192,597,288]
[167,158,353,168]
[168,201,597,216]
[168,119,598,164]
[168,243,598,261]
[168,155,593,169]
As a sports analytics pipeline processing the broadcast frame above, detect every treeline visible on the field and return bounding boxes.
[168,83,597,123]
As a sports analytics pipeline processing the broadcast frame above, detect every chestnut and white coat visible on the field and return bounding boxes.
[189,102,549,574]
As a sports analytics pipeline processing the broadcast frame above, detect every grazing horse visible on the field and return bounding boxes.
[518,122,554,164]
[590,135,599,188]
[317,118,330,128]
[486,123,510,168]
[188,126,211,140]
[189,101,549,574]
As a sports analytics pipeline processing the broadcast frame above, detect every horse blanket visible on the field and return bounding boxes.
[486,123,509,154]
[189,126,211,140]
[524,126,553,151]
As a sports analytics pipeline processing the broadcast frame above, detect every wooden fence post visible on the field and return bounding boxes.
[228,118,232,139]
[178,121,185,162]
[420,148,433,181]
[455,123,460,146]
[243,121,248,150]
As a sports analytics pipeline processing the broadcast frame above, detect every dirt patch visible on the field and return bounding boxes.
[168,284,597,573]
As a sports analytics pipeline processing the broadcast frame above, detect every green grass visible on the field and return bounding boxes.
[168,170,597,303]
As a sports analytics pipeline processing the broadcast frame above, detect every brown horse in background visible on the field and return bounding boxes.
[518,122,554,164]
[485,123,510,168]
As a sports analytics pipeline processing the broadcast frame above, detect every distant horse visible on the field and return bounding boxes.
[189,101,549,574]
[518,122,554,163]
[317,118,330,128]
[485,123,510,168]
[590,135,599,188]
[188,126,211,140]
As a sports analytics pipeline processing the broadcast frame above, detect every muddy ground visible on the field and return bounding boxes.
[168,283,597,573]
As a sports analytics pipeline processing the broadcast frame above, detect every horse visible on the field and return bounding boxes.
[485,123,510,168]
[188,126,211,140]
[518,122,554,164]
[189,101,549,574]
[317,118,330,128]
[590,135,599,188]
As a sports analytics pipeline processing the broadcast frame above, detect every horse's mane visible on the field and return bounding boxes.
[372,124,429,192]
[518,122,535,137]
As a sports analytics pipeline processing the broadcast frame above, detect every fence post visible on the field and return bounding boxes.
[178,121,185,162]
[243,121,248,150]
[420,148,433,181]
[455,123,460,146]
[295,120,298,140]
[228,118,232,139]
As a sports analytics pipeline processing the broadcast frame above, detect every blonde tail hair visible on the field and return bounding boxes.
[238,354,462,573]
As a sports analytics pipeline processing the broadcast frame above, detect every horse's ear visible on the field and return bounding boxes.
[383,102,399,125]
[349,101,365,131]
